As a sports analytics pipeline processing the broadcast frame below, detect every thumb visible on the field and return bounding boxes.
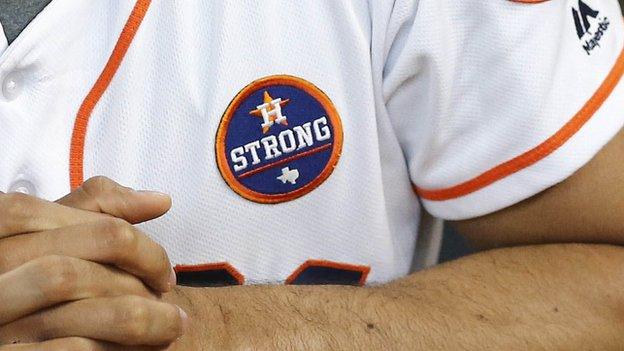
[56,176,172,224]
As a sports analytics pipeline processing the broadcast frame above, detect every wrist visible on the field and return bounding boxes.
[162,287,204,350]
[164,284,390,350]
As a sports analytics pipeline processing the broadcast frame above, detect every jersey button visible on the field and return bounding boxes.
[2,71,23,101]
[8,179,37,196]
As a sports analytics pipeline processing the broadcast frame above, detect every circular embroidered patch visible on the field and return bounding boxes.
[216,75,343,203]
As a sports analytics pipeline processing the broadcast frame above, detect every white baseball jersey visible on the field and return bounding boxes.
[1,0,623,286]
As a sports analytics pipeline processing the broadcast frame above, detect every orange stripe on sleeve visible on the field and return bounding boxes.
[416,45,624,201]
[69,0,152,190]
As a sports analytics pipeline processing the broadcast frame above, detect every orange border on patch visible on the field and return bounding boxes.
[286,259,370,286]
[216,75,343,204]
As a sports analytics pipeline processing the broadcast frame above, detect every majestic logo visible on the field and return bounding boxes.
[571,0,610,55]
[216,75,343,203]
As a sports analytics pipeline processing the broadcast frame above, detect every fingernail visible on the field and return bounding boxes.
[169,268,177,288]
[178,307,189,333]
[137,190,171,198]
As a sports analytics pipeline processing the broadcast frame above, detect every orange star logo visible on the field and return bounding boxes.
[249,91,290,134]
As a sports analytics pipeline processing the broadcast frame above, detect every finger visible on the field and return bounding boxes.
[0,255,156,325]
[0,219,175,292]
[0,337,167,350]
[0,296,188,346]
[0,177,171,239]
[0,193,104,239]
[56,176,172,224]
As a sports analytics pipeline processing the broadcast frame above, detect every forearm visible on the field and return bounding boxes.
[166,244,624,350]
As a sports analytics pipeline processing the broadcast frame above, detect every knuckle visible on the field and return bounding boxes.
[0,190,53,236]
[34,255,79,301]
[1,192,34,214]
[82,176,115,195]
[117,296,152,339]
[99,218,138,257]
[2,191,31,204]
[0,193,40,234]
[83,176,132,202]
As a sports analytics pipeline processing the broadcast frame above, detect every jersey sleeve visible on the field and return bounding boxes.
[383,0,624,220]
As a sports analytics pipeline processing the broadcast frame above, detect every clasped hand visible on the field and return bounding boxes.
[0,177,187,350]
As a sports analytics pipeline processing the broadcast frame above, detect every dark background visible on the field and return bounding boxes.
[438,0,624,263]
[439,226,474,263]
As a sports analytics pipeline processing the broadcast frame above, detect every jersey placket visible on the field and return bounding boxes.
[0,0,124,201]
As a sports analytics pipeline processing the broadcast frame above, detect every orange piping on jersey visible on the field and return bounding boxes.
[69,0,152,190]
[286,259,371,286]
[416,45,624,201]
[174,262,245,285]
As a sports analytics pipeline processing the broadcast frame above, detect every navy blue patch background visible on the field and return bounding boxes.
[224,85,335,195]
